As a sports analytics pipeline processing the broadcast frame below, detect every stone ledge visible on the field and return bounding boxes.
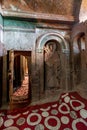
[2,9,75,23]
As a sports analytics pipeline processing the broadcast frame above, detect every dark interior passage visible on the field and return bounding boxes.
[9,51,31,109]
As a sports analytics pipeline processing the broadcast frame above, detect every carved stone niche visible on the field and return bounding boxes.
[32,32,70,101]
[72,22,87,99]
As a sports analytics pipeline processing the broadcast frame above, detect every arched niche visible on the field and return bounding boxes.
[72,31,87,99]
[73,32,86,85]
[44,39,62,92]
[35,32,69,98]
[36,32,68,50]
[73,33,85,53]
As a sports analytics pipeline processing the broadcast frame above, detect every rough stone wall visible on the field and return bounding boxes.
[1,15,72,103]
[72,21,87,99]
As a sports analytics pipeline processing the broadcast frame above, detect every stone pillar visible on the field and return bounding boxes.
[62,49,70,91]
[2,55,7,104]
[36,49,44,98]
[65,35,74,90]
[31,48,44,102]
[0,13,8,106]
[69,39,74,90]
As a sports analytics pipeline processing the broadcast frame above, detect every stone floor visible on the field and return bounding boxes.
[0,89,76,110]
[1,84,87,110]
[76,82,87,100]
[0,92,61,110]
[0,102,9,110]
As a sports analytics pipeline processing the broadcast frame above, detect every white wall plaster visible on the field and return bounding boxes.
[4,31,35,50]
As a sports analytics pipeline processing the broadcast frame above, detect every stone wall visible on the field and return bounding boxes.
[1,15,73,103]
[72,21,87,99]
[3,18,36,50]
[32,29,71,101]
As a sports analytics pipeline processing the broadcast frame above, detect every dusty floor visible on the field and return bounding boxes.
[1,90,77,110]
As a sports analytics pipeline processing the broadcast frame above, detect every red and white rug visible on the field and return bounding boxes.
[0,92,87,130]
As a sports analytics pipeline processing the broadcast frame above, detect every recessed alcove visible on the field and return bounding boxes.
[31,31,70,103]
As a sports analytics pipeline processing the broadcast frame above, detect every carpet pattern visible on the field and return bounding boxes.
[0,92,87,130]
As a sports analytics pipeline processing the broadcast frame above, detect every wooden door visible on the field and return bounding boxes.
[8,50,14,103]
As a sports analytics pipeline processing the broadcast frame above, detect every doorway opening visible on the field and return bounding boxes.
[8,50,31,109]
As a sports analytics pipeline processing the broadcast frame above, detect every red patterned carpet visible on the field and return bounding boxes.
[0,92,87,130]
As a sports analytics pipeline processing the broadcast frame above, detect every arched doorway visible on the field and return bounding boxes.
[72,22,87,99]
[73,33,86,85]
[35,32,69,99]
[72,32,87,98]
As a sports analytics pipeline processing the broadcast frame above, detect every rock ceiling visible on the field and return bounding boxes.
[1,0,82,18]
[79,0,87,22]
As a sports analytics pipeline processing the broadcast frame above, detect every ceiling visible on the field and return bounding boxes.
[1,0,82,19]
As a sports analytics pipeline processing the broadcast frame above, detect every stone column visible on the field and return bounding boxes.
[0,13,8,105]
[64,35,74,90]
[36,49,44,98]
[62,49,70,91]
[2,55,7,104]
[69,39,74,90]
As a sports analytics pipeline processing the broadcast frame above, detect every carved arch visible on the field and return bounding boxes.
[36,32,68,51]
[35,32,69,97]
